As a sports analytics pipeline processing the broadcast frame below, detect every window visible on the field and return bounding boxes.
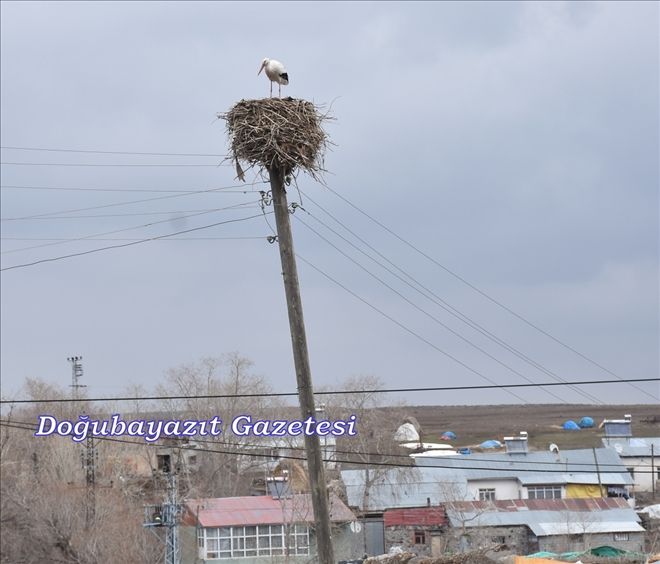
[479,488,496,501]
[491,536,506,545]
[613,532,629,542]
[156,454,171,473]
[414,531,426,544]
[199,524,310,559]
[527,485,561,499]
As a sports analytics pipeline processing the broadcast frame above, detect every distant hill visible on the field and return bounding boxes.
[402,404,660,451]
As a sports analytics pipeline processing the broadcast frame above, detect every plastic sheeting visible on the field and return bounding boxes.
[565,484,605,498]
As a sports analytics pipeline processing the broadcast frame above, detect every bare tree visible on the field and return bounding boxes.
[1,379,161,564]
[153,352,284,498]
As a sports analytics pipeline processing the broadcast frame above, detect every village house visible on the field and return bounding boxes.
[340,434,638,556]
[441,497,645,556]
[600,414,660,494]
[383,506,448,558]
[342,443,634,511]
[179,492,361,563]
[413,434,635,502]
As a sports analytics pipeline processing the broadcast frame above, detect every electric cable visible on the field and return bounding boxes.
[0,212,271,272]
[324,186,658,401]
[297,192,603,405]
[1,377,655,405]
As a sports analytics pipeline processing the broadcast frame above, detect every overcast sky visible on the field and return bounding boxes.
[1,1,658,407]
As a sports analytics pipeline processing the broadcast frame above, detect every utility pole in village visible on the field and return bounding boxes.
[143,455,182,564]
[222,97,335,563]
[269,165,335,564]
[68,356,96,527]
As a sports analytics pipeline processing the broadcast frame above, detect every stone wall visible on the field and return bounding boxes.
[538,531,645,554]
[431,526,532,558]
[385,525,438,557]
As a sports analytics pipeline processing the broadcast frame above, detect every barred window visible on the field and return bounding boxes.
[527,485,561,499]
[199,524,310,559]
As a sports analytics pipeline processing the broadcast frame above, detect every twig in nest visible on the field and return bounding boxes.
[219,98,334,183]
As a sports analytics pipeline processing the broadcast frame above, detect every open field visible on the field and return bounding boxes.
[404,404,660,451]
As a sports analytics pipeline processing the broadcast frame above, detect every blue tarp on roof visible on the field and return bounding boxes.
[563,420,580,430]
[480,440,502,449]
[579,416,594,428]
[441,431,457,440]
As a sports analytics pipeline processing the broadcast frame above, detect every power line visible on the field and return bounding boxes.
[296,252,527,403]
[1,201,260,255]
[0,212,270,272]
[294,214,570,405]
[1,208,257,220]
[1,377,656,405]
[0,418,640,470]
[1,184,252,194]
[1,146,223,157]
[2,236,264,242]
[1,182,266,222]
[1,161,223,167]
[324,186,658,401]
[297,192,602,405]
[1,419,652,475]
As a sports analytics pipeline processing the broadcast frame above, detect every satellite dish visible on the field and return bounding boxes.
[549,443,559,454]
[614,443,623,454]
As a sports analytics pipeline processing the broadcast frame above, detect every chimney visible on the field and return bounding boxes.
[504,431,528,454]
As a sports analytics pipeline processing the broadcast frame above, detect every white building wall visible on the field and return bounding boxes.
[622,455,658,492]
[467,479,520,501]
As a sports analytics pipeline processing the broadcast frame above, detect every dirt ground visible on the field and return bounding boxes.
[404,404,660,451]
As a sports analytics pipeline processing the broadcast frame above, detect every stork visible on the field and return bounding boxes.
[258,58,289,98]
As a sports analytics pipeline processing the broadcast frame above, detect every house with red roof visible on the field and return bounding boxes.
[180,493,361,563]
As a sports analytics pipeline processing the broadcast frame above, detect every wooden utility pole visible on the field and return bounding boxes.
[592,447,603,496]
[268,165,335,564]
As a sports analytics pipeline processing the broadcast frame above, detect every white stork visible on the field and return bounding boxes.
[258,58,289,98]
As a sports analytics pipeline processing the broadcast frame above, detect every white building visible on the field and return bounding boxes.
[601,415,659,493]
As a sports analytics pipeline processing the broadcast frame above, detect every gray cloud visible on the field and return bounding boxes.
[1,1,657,406]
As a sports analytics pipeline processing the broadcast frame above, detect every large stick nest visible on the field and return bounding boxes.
[220,98,332,182]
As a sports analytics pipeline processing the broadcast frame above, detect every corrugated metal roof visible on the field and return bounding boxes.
[182,494,355,527]
[602,437,660,457]
[341,447,632,512]
[534,521,645,536]
[342,467,469,511]
[384,507,447,527]
[518,473,630,486]
[448,497,629,513]
[445,498,642,537]
[414,448,633,485]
